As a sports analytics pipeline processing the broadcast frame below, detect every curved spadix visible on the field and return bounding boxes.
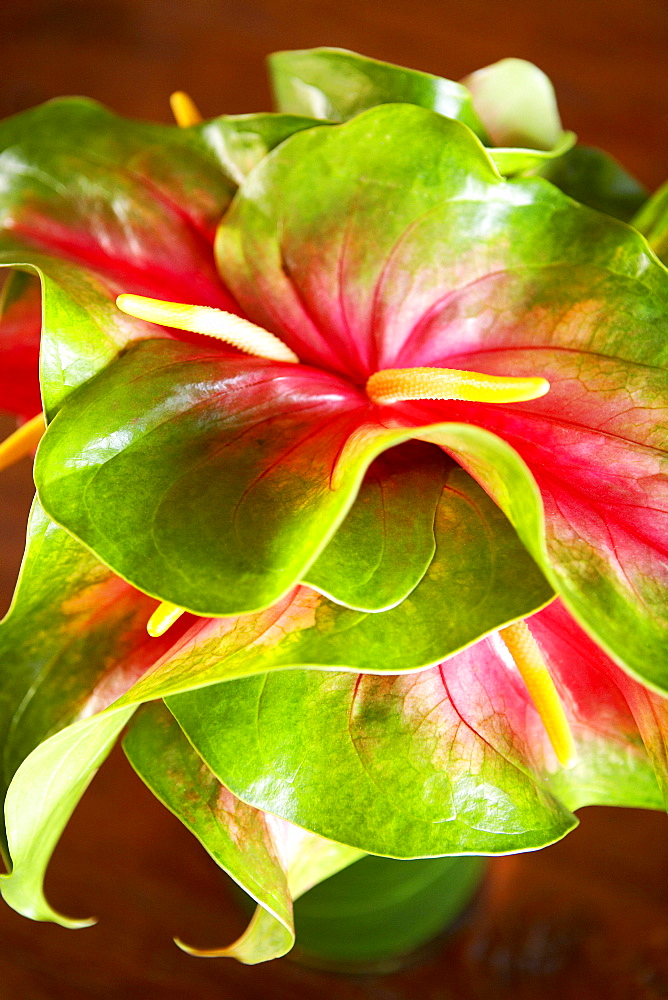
[116,295,300,364]
[366,367,549,406]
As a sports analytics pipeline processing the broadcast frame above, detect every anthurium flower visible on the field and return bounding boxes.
[0,504,362,961]
[0,501,666,963]
[460,57,564,151]
[0,65,667,967]
[164,596,668,856]
[0,95,321,429]
[270,46,576,176]
[123,702,364,962]
[30,103,668,697]
[269,46,648,221]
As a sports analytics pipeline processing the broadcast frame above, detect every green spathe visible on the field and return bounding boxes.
[0,467,551,927]
[303,442,447,611]
[270,47,576,177]
[0,66,666,970]
[124,702,362,964]
[269,46,486,135]
[215,104,668,693]
[165,646,665,857]
[633,179,668,262]
[35,339,552,622]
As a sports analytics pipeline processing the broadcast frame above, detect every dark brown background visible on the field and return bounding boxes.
[1,1,667,997]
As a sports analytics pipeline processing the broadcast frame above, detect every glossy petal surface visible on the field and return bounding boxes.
[1,250,158,418]
[303,441,447,611]
[1,78,666,945]
[542,145,648,222]
[269,47,579,179]
[0,99,319,299]
[269,46,485,137]
[0,464,550,923]
[216,104,668,691]
[0,270,41,418]
[0,505,302,923]
[0,503,192,910]
[35,338,389,614]
[168,601,666,858]
[216,105,505,381]
[35,331,555,624]
[124,702,362,963]
[0,99,322,413]
[0,99,232,305]
[116,466,551,686]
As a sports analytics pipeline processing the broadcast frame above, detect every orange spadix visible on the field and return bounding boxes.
[169,91,203,127]
[366,366,549,406]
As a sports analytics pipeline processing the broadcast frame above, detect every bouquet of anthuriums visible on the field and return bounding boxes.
[0,47,666,966]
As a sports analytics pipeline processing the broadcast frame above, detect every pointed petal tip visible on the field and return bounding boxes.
[173,936,233,959]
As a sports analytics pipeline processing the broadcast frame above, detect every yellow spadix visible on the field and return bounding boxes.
[366,366,549,406]
[0,412,45,473]
[169,91,203,127]
[499,619,576,766]
[147,601,187,638]
[116,294,300,364]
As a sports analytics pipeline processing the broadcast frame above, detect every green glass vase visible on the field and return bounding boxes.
[289,853,487,973]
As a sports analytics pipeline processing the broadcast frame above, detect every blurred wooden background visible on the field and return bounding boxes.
[0,1,667,997]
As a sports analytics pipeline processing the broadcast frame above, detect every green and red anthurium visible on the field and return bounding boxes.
[26,103,668,695]
[0,52,667,965]
[268,46,649,222]
[0,503,666,961]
